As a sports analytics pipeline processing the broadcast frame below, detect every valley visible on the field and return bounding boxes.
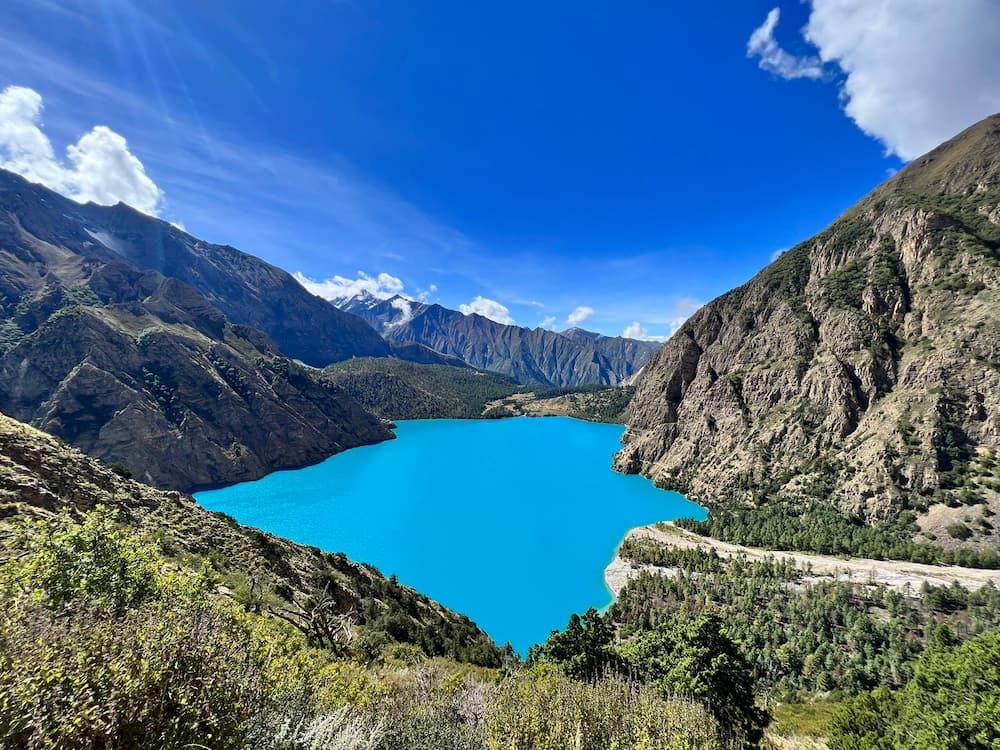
[1,105,998,748]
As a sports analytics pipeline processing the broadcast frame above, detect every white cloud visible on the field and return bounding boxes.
[386,296,414,328]
[623,321,643,339]
[747,8,825,80]
[567,306,595,327]
[770,247,787,262]
[459,296,515,325]
[538,315,557,329]
[0,85,164,215]
[751,2,1000,160]
[621,321,667,343]
[417,283,438,302]
[293,270,405,303]
[667,297,703,335]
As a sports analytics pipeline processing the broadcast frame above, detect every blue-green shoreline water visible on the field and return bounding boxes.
[195,417,705,653]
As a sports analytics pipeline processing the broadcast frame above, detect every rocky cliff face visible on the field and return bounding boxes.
[0,170,391,490]
[618,115,1000,542]
[344,296,659,387]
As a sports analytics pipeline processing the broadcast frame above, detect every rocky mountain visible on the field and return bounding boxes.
[0,169,391,490]
[0,172,391,367]
[617,114,1000,549]
[343,295,660,387]
[0,410,500,664]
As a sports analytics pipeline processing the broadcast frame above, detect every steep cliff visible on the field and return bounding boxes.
[0,169,390,366]
[617,115,1000,550]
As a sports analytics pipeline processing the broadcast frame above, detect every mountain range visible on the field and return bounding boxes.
[617,113,1000,552]
[342,294,659,387]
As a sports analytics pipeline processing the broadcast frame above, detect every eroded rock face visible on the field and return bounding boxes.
[618,114,1000,532]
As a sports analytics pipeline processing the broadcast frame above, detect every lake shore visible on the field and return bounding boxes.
[604,521,1000,597]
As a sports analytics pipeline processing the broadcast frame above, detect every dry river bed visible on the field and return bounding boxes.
[605,522,1000,597]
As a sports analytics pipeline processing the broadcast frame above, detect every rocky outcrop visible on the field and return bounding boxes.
[344,296,660,387]
[618,115,1000,538]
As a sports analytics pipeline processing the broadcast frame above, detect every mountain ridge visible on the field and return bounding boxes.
[0,169,392,490]
[617,113,1000,552]
[342,294,660,387]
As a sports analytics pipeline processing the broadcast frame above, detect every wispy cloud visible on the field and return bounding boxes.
[747,8,825,81]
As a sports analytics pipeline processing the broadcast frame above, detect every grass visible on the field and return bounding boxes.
[769,699,843,739]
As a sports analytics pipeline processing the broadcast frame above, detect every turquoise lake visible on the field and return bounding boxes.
[195,417,705,653]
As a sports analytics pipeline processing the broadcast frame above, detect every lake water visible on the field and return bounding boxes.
[195,417,705,653]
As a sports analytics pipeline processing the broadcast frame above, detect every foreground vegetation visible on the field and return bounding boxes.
[3,505,998,747]
[0,508,734,749]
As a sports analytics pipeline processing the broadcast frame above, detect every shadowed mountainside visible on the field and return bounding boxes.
[0,169,392,490]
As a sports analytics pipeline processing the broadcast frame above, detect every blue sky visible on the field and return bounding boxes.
[1,1,997,338]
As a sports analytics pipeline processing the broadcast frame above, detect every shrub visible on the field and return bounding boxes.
[1,506,160,615]
[484,665,721,750]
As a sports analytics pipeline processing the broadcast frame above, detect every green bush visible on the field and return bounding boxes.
[2,506,160,615]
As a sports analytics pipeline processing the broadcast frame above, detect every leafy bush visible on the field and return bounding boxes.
[2,507,160,615]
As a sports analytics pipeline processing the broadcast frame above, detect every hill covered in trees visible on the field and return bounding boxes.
[322,357,524,419]
[323,357,637,423]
